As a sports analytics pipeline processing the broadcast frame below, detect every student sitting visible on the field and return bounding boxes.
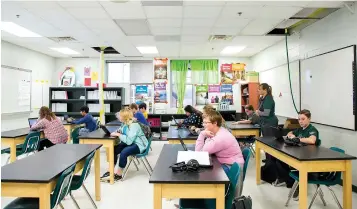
[30,106,68,151]
[274,109,319,200]
[138,103,148,119]
[100,108,148,182]
[129,103,149,125]
[181,105,203,128]
[195,110,244,197]
[70,106,97,135]
[233,105,260,125]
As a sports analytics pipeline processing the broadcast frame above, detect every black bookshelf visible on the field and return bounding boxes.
[49,87,125,123]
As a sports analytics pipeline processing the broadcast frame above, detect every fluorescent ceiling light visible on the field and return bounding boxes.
[1,22,42,37]
[220,46,246,55]
[50,47,80,55]
[136,46,158,54]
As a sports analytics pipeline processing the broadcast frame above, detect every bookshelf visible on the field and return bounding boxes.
[240,83,260,117]
[49,87,125,123]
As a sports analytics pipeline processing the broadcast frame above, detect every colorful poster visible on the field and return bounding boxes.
[84,67,91,76]
[135,85,148,104]
[84,78,91,86]
[154,82,167,103]
[221,84,233,92]
[220,63,246,84]
[91,72,98,82]
[196,85,208,105]
[154,58,168,79]
[208,85,220,93]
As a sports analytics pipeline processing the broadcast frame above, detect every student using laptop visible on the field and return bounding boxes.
[129,103,149,125]
[70,106,97,135]
[233,105,260,125]
[138,103,148,119]
[100,108,148,182]
[195,110,244,197]
[181,105,203,128]
[273,109,320,200]
[30,106,68,151]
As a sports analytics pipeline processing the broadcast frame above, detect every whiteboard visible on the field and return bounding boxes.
[1,65,32,114]
[259,61,300,118]
[301,45,356,130]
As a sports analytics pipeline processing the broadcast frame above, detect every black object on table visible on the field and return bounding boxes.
[79,126,120,139]
[149,144,229,184]
[167,127,199,141]
[2,144,102,183]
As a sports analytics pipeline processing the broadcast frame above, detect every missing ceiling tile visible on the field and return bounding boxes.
[155,35,181,42]
[91,47,120,54]
[141,1,183,6]
[114,19,151,36]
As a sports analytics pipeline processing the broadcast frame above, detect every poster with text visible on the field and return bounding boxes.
[154,58,168,80]
[220,84,233,105]
[208,85,221,104]
[154,82,167,103]
[135,85,148,104]
[196,85,208,105]
[220,63,246,84]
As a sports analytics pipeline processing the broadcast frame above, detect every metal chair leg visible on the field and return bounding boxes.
[327,186,343,209]
[140,158,152,176]
[285,181,298,206]
[121,158,133,181]
[249,145,255,158]
[143,156,153,172]
[133,158,139,171]
[308,185,320,209]
[82,184,98,209]
[69,193,81,209]
[59,203,65,209]
[6,156,10,165]
[317,186,327,206]
[150,146,152,151]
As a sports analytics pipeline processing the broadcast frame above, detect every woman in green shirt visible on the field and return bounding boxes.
[256,83,278,134]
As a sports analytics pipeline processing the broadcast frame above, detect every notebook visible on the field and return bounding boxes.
[177,151,211,166]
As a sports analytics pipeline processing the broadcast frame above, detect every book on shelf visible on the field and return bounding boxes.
[87,90,120,100]
[52,91,68,99]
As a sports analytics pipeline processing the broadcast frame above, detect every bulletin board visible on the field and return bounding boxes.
[1,65,32,114]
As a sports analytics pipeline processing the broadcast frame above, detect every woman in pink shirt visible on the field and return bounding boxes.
[30,106,68,151]
[195,110,244,197]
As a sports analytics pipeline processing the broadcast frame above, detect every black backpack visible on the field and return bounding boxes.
[231,196,252,209]
[135,121,152,139]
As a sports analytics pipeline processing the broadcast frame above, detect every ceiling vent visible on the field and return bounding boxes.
[71,56,90,58]
[208,35,233,42]
[91,47,120,54]
[155,35,181,42]
[47,36,78,43]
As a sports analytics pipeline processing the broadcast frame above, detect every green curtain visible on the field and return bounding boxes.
[171,60,189,114]
[190,60,218,84]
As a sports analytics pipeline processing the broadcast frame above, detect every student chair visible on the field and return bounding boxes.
[69,151,97,209]
[121,136,153,181]
[96,119,101,130]
[4,163,76,209]
[71,126,81,144]
[2,131,41,164]
[179,163,240,209]
[285,147,344,209]
[236,148,251,197]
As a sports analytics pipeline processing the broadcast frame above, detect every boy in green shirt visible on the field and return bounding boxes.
[233,105,260,125]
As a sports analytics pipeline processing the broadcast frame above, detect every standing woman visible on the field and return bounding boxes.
[30,106,68,151]
[256,83,278,135]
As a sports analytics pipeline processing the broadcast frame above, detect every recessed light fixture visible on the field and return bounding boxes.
[50,47,80,55]
[1,22,42,37]
[136,46,158,54]
[220,46,246,55]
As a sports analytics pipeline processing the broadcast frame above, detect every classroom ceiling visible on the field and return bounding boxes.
[1,0,347,58]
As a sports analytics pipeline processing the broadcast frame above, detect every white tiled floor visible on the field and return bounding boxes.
[2,142,357,209]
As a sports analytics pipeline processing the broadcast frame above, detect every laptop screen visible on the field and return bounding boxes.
[28,118,37,128]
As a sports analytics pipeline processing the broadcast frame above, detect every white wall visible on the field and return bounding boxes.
[252,5,357,185]
[1,41,55,131]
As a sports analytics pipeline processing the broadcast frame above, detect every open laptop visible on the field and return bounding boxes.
[272,126,285,142]
[100,125,112,136]
[172,116,185,129]
[28,118,38,128]
[178,132,188,151]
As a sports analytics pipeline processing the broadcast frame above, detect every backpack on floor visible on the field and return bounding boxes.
[260,160,278,184]
[231,196,252,209]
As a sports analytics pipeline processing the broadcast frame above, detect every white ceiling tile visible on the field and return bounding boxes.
[259,6,302,19]
[148,19,182,27]
[224,1,265,6]
[180,43,205,56]
[184,6,222,18]
[101,1,146,19]
[19,1,60,10]
[183,0,225,6]
[181,35,208,43]
[65,8,109,19]
[220,6,263,18]
[80,19,118,30]
[211,27,241,35]
[240,19,283,35]
[150,27,181,35]
[144,6,183,18]
[214,18,251,28]
[306,1,344,8]
[221,5,302,19]
[128,36,156,46]
[157,42,180,56]
[57,1,101,8]
[182,27,211,35]
[114,19,152,36]
[182,18,216,27]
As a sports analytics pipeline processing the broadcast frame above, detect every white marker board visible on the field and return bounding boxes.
[300,45,356,130]
[1,65,32,114]
[259,61,300,118]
